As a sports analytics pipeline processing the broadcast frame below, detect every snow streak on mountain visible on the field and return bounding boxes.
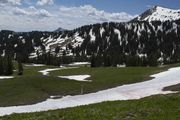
[0,6,180,67]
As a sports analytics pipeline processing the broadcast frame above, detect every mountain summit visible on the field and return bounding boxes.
[54,27,67,32]
[133,6,180,22]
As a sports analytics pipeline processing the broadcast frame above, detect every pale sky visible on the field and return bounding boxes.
[0,0,179,32]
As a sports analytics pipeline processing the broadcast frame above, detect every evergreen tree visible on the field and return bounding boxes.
[18,62,23,75]
[7,55,13,75]
[103,54,111,67]
[148,53,158,66]
[0,56,3,75]
[3,56,8,75]
[91,55,96,67]
[17,54,23,75]
[3,55,13,75]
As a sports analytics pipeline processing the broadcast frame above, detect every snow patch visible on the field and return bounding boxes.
[117,64,126,68]
[73,34,84,48]
[39,67,78,76]
[68,62,90,66]
[100,27,105,37]
[58,75,91,82]
[39,68,62,76]
[22,39,26,44]
[114,28,122,45]
[0,76,14,79]
[0,67,180,116]
[25,64,46,67]
[89,29,96,42]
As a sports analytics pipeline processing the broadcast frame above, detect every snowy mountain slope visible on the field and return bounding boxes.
[21,21,180,62]
[1,19,180,65]
[28,32,85,58]
[133,6,180,22]
[1,6,180,65]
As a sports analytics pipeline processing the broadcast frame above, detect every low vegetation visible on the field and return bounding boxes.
[0,65,163,107]
[164,84,180,91]
[1,93,179,120]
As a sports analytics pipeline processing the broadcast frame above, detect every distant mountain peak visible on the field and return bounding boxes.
[54,27,67,32]
[132,6,180,22]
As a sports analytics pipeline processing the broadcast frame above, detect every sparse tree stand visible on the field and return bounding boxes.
[0,55,14,76]
[16,54,23,75]
[18,61,23,75]
[3,55,13,76]
[7,55,13,75]
[0,56,4,75]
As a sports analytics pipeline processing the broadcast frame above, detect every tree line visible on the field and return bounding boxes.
[0,20,180,68]
[0,55,13,75]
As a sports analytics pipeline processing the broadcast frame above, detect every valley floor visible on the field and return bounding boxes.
[1,93,179,120]
[0,64,179,117]
[0,65,162,107]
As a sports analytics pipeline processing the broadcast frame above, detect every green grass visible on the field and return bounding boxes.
[1,93,179,120]
[51,67,163,93]
[0,64,164,107]
[0,64,179,119]
[164,84,180,91]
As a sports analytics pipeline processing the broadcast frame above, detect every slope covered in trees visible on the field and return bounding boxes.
[0,19,180,67]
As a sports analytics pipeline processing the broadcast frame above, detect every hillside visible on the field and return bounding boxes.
[0,6,180,67]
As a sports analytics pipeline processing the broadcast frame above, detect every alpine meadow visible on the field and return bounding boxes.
[0,0,179,119]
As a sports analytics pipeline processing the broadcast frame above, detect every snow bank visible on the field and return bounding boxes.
[58,75,91,82]
[0,76,14,79]
[68,62,90,66]
[39,67,78,76]
[117,64,126,68]
[0,67,180,116]
[39,68,62,76]
[25,64,46,67]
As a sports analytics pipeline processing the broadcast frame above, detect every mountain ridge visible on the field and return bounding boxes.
[132,6,180,22]
[0,6,180,66]
[54,27,67,32]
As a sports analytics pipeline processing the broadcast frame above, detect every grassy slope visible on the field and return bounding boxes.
[51,67,162,93]
[164,84,180,91]
[1,93,179,120]
[0,65,163,107]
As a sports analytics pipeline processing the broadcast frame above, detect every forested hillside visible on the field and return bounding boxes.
[1,19,180,67]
